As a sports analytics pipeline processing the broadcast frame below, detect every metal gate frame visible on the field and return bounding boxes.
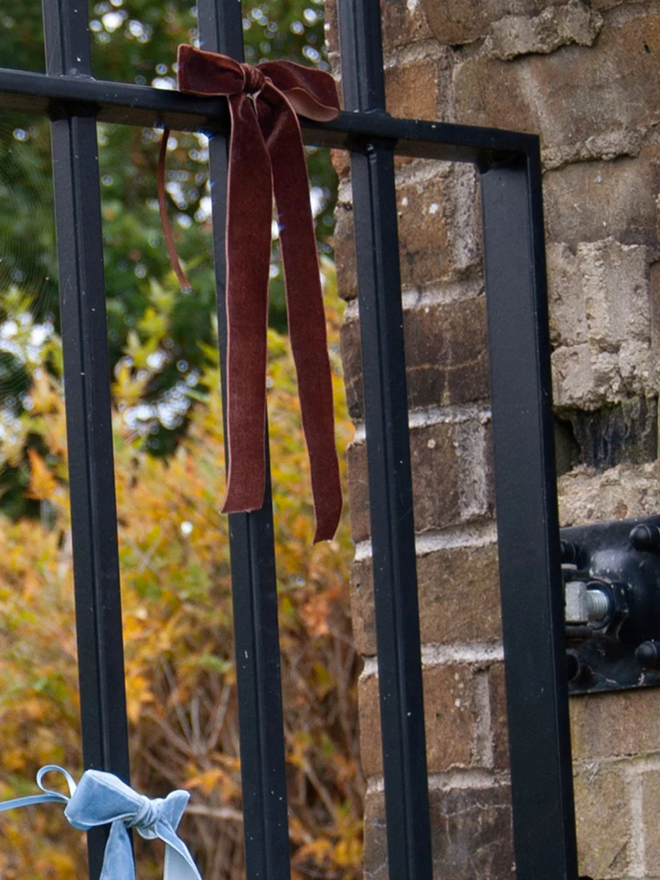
[0,0,579,877]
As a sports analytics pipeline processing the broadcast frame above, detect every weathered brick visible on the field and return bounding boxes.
[454,14,660,157]
[543,147,660,249]
[549,239,653,408]
[350,540,501,656]
[323,0,339,58]
[396,163,482,289]
[548,240,650,349]
[381,0,434,51]
[385,56,445,120]
[547,242,588,348]
[334,199,357,302]
[330,147,350,181]
[488,662,510,771]
[420,0,564,45]
[573,762,631,878]
[570,688,660,760]
[347,417,494,543]
[558,460,660,527]
[334,160,482,305]
[360,664,484,775]
[642,768,660,875]
[484,2,602,62]
[651,261,660,359]
[364,785,514,880]
[341,296,489,422]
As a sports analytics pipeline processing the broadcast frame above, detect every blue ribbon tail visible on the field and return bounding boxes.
[0,792,68,813]
[99,819,136,880]
[159,821,204,880]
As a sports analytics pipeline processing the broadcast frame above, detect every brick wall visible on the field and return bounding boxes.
[328,1,660,878]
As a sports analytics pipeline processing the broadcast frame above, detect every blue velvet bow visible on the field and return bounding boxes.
[0,765,203,880]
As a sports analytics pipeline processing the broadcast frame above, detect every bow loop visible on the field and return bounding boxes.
[258,59,341,120]
[177,43,244,96]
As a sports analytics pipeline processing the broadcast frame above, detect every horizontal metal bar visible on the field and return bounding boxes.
[0,65,534,163]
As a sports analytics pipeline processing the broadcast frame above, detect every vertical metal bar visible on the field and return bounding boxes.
[338,2,433,878]
[480,148,579,880]
[195,2,291,878]
[42,0,130,876]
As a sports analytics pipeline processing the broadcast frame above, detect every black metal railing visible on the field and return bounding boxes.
[0,0,579,877]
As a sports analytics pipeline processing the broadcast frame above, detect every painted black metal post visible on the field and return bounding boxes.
[480,150,579,880]
[338,2,433,878]
[41,0,130,875]
[195,2,292,878]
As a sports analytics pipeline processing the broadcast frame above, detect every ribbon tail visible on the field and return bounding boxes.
[260,87,342,541]
[0,792,68,814]
[99,820,136,880]
[221,92,273,515]
[159,823,204,880]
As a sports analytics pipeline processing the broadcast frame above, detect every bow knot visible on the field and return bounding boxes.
[240,62,267,95]
[168,44,343,542]
[126,793,161,833]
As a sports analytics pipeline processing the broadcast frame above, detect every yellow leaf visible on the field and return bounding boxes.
[25,449,57,501]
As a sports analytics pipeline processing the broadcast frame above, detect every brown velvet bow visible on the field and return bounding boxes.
[168,44,342,542]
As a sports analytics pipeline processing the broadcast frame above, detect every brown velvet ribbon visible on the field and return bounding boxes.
[162,44,342,542]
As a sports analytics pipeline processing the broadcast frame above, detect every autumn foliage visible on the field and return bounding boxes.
[0,266,363,878]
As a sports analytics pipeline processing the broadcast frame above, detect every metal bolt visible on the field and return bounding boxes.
[585,587,610,623]
[629,524,660,553]
[565,581,612,626]
[560,539,580,565]
[635,640,660,670]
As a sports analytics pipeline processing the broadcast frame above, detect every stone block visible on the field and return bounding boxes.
[642,769,660,876]
[570,688,660,760]
[543,148,660,247]
[484,2,602,62]
[323,0,339,58]
[385,55,445,120]
[364,784,514,879]
[347,416,494,544]
[548,239,650,350]
[334,198,357,302]
[573,762,631,878]
[488,662,510,771]
[350,539,501,656]
[381,0,434,51]
[557,460,660,527]
[548,239,654,409]
[547,242,589,348]
[341,296,489,422]
[334,161,482,308]
[330,147,350,181]
[396,162,482,290]
[453,14,660,160]
[360,664,482,775]
[420,0,564,46]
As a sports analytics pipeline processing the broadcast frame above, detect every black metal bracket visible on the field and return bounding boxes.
[561,516,660,694]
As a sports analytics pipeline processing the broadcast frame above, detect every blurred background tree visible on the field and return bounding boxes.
[0,273,364,879]
[0,2,362,877]
[0,0,337,514]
